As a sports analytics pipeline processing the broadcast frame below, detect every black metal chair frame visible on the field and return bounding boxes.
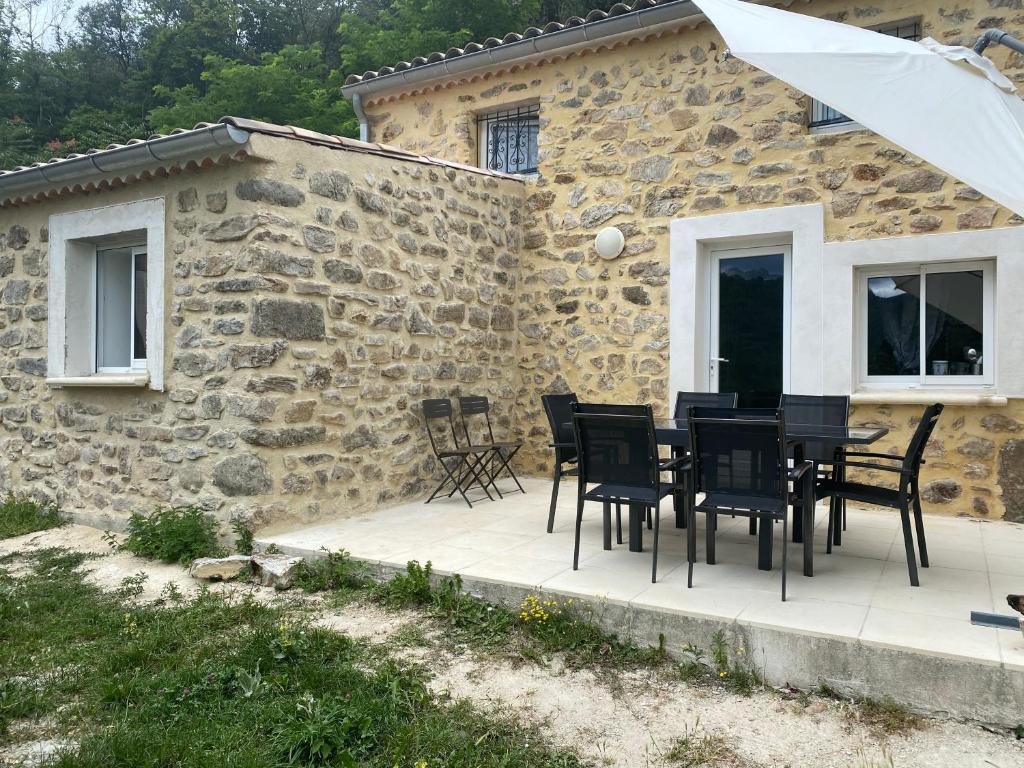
[422,398,497,508]
[570,405,689,583]
[685,407,814,601]
[541,393,579,533]
[813,403,943,587]
[458,395,525,498]
[779,394,851,551]
[672,392,740,532]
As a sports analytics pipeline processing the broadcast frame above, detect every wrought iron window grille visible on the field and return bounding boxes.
[477,104,540,175]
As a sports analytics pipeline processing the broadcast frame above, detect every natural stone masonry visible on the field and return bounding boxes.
[0,133,525,531]
[361,0,1024,520]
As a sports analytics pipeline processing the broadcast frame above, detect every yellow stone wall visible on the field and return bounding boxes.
[358,0,1024,521]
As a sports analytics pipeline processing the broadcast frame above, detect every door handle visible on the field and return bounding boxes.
[711,357,729,363]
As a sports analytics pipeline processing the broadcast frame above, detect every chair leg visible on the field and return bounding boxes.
[911,482,929,568]
[572,496,585,570]
[547,465,561,534]
[602,501,612,550]
[687,495,696,588]
[781,511,789,602]
[427,457,473,508]
[646,507,652,530]
[651,502,661,583]
[706,511,717,565]
[898,500,920,587]
[615,503,623,545]
[825,496,834,556]
[748,518,757,536]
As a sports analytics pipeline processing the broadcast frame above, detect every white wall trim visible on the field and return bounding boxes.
[47,197,166,390]
[670,205,1024,405]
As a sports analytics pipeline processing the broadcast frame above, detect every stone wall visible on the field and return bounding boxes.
[359,0,1024,521]
[0,134,526,532]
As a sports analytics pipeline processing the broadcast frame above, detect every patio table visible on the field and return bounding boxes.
[648,419,888,577]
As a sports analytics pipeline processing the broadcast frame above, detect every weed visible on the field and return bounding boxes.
[855,696,922,737]
[293,548,368,593]
[710,630,761,695]
[122,506,224,565]
[376,560,434,607]
[0,493,65,538]
[1014,724,1023,740]
[230,516,254,555]
[663,721,739,767]
[677,644,708,683]
[263,543,283,555]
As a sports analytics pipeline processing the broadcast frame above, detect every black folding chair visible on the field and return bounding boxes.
[685,407,814,601]
[422,398,495,508]
[672,392,739,530]
[542,393,579,533]
[814,403,943,587]
[458,395,525,497]
[779,394,851,551]
[571,405,689,583]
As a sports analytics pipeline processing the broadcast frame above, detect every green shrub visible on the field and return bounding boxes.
[293,549,368,593]
[0,493,66,539]
[374,560,434,608]
[230,516,255,555]
[122,506,224,565]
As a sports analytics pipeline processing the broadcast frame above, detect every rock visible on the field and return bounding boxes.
[998,439,1024,522]
[366,270,399,290]
[203,214,261,242]
[831,191,862,218]
[705,124,740,148]
[957,205,998,230]
[852,163,886,181]
[629,156,674,182]
[490,305,515,331]
[749,162,794,179]
[684,84,710,106]
[622,286,650,306]
[193,252,236,277]
[239,425,326,448]
[7,225,29,249]
[893,169,946,193]
[189,555,252,580]
[871,195,915,213]
[668,109,699,130]
[580,203,631,228]
[236,177,305,207]
[691,195,725,211]
[229,341,289,369]
[205,191,227,213]
[173,352,215,377]
[910,214,942,232]
[243,245,314,277]
[737,185,781,204]
[816,168,848,190]
[177,188,198,212]
[309,169,354,201]
[250,298,325,340]
[921,479,962,504]
[324,259,364,283]
[302,224,336,253]
[251,553,304,589]
[957,436,994,460]
[212,454,272,496]
[2,279,30,304]
[981,414,1022,433]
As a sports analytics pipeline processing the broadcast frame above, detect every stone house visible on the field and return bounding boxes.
[1,0,1023,531]
[342,0,1024,522]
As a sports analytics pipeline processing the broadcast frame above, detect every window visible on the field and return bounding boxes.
[809,19,921,130]
[861,262,994,386]
[477,104,539,175]
[47,198,165,389]
[96,246,148,371]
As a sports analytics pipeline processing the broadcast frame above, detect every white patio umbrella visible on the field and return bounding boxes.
[692,0,1024,217]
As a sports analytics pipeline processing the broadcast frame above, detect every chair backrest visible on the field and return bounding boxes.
[541,393,579,461]
[459,395,495,444]
[903,403,944,476]
[575,403,650,416]
[572,406,659,491]
[779,394,850,462]
[422,398,460,453]
[673,391,738,419]
[687,406,788,502]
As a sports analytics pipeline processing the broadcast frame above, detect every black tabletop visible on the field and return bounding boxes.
[652,419,888,448]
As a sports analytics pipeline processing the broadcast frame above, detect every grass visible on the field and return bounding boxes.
[855,695,923,737]
[0,548,584,767]
[0,493,65,539]
[122,506,224,565]
[663,723,740,767]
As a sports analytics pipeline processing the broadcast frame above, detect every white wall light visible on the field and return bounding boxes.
[595,226,625,260]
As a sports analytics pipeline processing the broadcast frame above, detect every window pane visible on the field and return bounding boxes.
[96,247,133,369]
[866,274,920,376]
[134,252,147,361]
[925,270,984,376]
[479,106,539,174]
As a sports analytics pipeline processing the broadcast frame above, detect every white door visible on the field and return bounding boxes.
[708,245,792,407]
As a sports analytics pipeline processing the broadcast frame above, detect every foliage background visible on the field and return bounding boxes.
[0,0,617,167]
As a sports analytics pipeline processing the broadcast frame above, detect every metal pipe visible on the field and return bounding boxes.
[973,28,1024,56]
[351,92,370,143]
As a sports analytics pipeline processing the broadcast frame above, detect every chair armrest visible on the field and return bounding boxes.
[788,460,814,481]
[844,451,905,461]
[659,456,692,472]
[828,459,912,475]
[548,442,575,449]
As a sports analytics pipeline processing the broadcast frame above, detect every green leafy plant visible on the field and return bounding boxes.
[1014,724,1023,740]
[0,493,65,538]
[293,549,368,593]
[375,560,434,608]
[273,693,375,767]
[122,506,224,565]
[710,630,761,695]
[230,516,255,555]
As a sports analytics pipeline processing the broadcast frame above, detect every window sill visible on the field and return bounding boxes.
[851,390,1007,407]
[809,121,870,136]
[46,372,150,388]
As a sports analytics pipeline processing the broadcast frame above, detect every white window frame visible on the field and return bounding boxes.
[47,198,165,389]
[94,244,148,374]
[476,102,540,177]
[857,260,995,389]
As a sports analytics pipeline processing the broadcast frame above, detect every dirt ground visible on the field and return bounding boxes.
[2,524,1023,768]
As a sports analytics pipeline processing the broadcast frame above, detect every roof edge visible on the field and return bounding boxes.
[341,0,700,99]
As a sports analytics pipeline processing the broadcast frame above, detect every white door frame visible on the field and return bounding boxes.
[707,244,793,396]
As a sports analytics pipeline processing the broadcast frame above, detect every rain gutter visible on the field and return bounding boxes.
[0,122,251,206]
[341,0,701,141]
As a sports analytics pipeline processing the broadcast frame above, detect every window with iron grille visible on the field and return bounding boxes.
[809,19,922,129]
[477,105,539,175]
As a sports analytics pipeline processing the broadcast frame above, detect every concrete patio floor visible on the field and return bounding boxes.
[259,476,1024,725]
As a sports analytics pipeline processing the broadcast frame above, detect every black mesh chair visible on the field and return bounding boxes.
[422,398,495,508]
[542,393,579,533]
[571,405,688,583]
[459,395,525,497]
[814,403,943,587]
[672,392,740,530]
[685,407,814,601]
[779,394,850,548]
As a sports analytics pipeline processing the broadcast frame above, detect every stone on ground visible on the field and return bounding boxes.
[188,555,252,581]
[251,553,303,589]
